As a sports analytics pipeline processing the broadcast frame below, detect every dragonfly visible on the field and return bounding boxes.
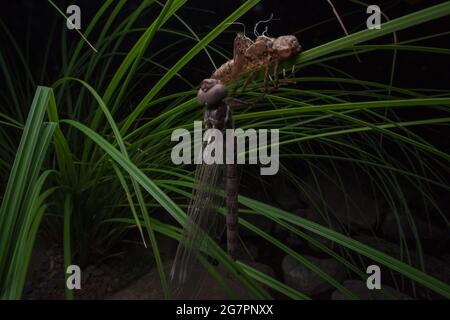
[169,32,301,298]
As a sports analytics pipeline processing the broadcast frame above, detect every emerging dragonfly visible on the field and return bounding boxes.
[170,32,301,298]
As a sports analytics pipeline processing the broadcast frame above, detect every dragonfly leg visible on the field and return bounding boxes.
[271,62,296,88]
[263,64,283,93]
[259,64,281,94]
[282,66,296,79]
[239,66,275,106]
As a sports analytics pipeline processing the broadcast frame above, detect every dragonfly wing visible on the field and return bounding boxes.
[170,160,225,299]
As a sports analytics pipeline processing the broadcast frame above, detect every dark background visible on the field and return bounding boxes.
[1,0,449,86]
[0,0,449,149]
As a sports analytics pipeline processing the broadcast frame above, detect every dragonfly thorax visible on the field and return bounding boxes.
[204,100,229,130]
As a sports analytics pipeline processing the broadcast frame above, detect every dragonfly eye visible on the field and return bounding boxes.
[197,79,228,106]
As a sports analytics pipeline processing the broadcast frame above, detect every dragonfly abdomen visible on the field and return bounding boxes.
[226,161,239,259]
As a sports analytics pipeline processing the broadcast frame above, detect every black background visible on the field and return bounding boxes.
[0,299,446,318]
[1,0,449,88]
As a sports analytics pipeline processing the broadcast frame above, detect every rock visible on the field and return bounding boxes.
[239,261,275,292]
[302,167,381,231]
[355,236,450,286]
[380,211,448,244]
[274,206,345,253]
[282,255,346,296]
[331,280,411,300]
[109,260,256,300]
[243,261,274,278]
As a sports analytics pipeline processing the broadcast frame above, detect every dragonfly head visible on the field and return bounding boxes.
[197,78,228,106]
[273,35,301,60]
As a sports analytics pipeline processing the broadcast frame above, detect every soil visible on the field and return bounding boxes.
[23,237,161,300]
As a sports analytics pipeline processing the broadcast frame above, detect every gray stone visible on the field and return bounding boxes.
[282,255,346,296]
[109,260,256,300]
[332,280,411,300]
[243,261,274,278]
